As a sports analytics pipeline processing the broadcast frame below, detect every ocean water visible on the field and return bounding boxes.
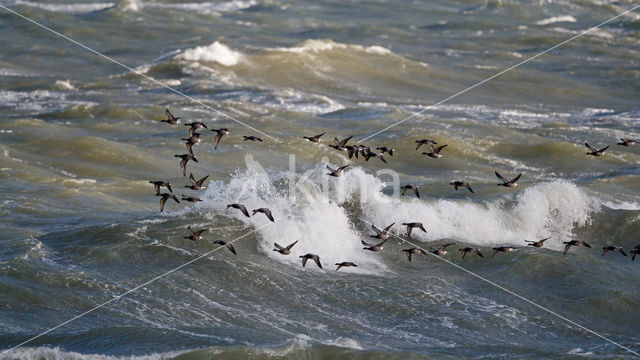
[1,0,639,358]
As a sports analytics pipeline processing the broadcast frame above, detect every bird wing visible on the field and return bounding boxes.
[159,196,167,212]
[510,173,522,184]
[602,247,608,256]
[466,183,474,193]
[598,145,609,153]
[338,165,349,171]
[379,155,387,164]
[339,136,353,147]
[326,164,336,172]
[419,224,427,233]
[474,248,484,257]
[401,187,407,196]
[563,244,571,255]
[180,159,187,176]
[415,142,423,150]
[314,132,325,139]
[495,171,508,183]
[152,182,160,194]
[383,223,395,232]
[285,240,299,250]
[226,243,237,255]
[375,238,389,247]
[273,242,285,251]
[620,248,628,256]
[413,187,420,198]
[196,175,209,187]
[371,224,383,235]
[313,255,322,269]
[436,144,447,152]
[333,137,340,146]
[361,240,373,247]
[265,209,275,222]
[301,257,308,267]
[441,243,455,250]
[195,229,208,236]
[406,226,413,236]
[189,173,197,186]
[214,133,223,149]
[404,251,412,262]
[186,226,195,236]
[585,142,597,152]
[165,109,174,120]
[239,205,250,218]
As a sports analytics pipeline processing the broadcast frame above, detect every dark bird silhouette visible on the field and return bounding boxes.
[185,173,209,190]
[328,136,353,151]
[252,208,275,222]
[525,237,551,248]
[401,184,420,198]
[335,262,357,271]
[495,171,521,187]
[362,238,388,252]
[227,203,250,218]
[273,240,298,255]
[492,246,516,257]
[370,222,395,240]
[376,146,394,156]
[459,247,483,259]
[303,132,326,142]
[162,109,181,124]
[631,245,640,261]
[184,226,207,241]
[174,154,198,176]
[585,142,609,156]
[562,240,591,255]
[617,138,636,146]
[214,240,237,255]
[602,246,627,257]
[402,222,427,236]
[422,144,447,158]
[181,195,202,202]
[327,164,349,177]
[402,248,427,261]
[158,193,179,212]
[415,139,437,150]
[300,253,322,269]
[211,128,229,149]
[149,180,172,195]
[243,136,263,142]
[430,243,455,256]
[184,121,207,137]
[450,181,473,193]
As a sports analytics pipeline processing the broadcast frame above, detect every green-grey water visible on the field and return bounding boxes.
[1,0,640,359]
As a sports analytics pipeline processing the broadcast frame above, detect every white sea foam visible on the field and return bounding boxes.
[14,1,115,14]
[602,201,640,211]
[186,157,599,269]
[177,41,243,66]
[54,80,76,91]
[535,15,577,26]
[2,346,186,360]
[123,0,258,14]
[272,39,394,57]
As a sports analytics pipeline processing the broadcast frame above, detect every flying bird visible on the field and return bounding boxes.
[174,154,198,176]
[402,248,427,261]
[376,146,394,156]
[562,240,591,255]
[459,247,483,259]
[602,246,627,257]
[450,181,473,193]
[273,240,298,255]
[162,109,181,124]
[402,222,427,236]
[492,246,516,257]
[495,171,521,187]
[185,173,209,190]
[617,138,636,146]
[415,139,437,150]
[401,184,420,198]
[585,142,609,156]
[149,180,172,195]
[184,226,207,241]
[335,262,357,271]
[181,195,202,202]
[303,132,326,142]
[327,164,349,177]
[525,237,551,248]
[328,136,353,151]
[158,193,179,212]
[214,240,237,255]
[211,128,229,149]
[362,238,388,252]
[422,144,447,158]
[300,253,322,269]
[370,222,395,240]
[252,208,275,222]
[227,203,250,218]
[243,136,263,142]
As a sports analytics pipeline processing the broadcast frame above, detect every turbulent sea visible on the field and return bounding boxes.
[1,0,640,358]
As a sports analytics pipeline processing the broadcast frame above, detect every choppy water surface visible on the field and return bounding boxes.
[1,0,640,359]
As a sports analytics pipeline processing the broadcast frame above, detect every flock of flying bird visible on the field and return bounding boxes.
[150,109,640,270]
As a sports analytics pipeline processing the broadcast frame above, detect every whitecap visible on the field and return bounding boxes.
[177,41,243,66]
[535,15,577,26]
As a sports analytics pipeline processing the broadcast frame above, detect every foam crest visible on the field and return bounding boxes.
[1,346,184,360]
[177,41,243,66]
[271,39,393,56]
